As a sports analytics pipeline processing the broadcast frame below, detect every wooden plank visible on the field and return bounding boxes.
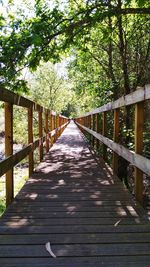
[102,112,107,160]
[0,217,146,226]
[0,136,47,178]
[44,111,49,153]
[0,256,150,267]
[0,243,150,257]
[76,123,150,176]
[15,194,132,201]
[28,107,34,176]
[96,113,100,150]
[0,145,31,178]
[6,205,140,213]
[84,85,150,116]
[0,232,149,245]
[38,111,43,161]
[0,87,42,111]
[112,109,120,174]
[5,102,14,206]
[135,102,144,204]
[1,211,141,219]
[0,121,149,266]
[1,224,150,234]
[11,199,138,207]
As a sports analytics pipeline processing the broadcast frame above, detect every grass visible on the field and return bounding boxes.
[0,167,28,217]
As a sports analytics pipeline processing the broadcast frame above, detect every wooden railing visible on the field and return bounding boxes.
[0,87,68,206]
[75,85,150,205]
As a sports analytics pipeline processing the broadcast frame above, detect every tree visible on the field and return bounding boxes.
[0,0,150,91]
[27,62,74,114]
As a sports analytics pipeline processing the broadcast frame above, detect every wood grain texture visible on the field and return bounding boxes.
[0,122,149,266]
[77,122,150,176]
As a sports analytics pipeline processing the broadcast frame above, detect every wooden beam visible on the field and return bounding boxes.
[0,87,42,111]
[0,136,48,178]
[135,102,144,204]
[92,114,95,148]
[112,109,120,174]
[45,112,49,153]
[81,85,150,116]
[28,107,34,176]
[102,112,107,161]
[5,103,13,207]
[38,111,43,161]
[50,114,54,146]
[76,122,150,177]
[96,113,100,151]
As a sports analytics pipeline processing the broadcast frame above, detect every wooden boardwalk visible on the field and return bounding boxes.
[0,121,150,266]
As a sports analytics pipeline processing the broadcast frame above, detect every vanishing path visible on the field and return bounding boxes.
[0,122,150,266]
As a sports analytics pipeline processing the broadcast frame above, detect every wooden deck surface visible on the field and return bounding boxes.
[0,121,150,266]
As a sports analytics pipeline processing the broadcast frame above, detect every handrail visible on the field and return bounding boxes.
[75,84,150,205]
[0,87,69,206]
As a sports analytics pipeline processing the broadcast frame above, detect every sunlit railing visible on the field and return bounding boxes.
[0,87,68,206]
[75,85,150,205]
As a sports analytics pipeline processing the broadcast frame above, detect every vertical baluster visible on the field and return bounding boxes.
[5,103,13,206]
[28,107,34,176]
[112,109,120,174]
[102,111,107,161]
[45,110,49,153]
[135,102,144,204]
[38,109,43,161]
[96,113,100,151]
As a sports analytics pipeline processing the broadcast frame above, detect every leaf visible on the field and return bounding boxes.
[45,242,56,258]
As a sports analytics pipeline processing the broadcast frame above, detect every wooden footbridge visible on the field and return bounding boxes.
[0,86,150,266]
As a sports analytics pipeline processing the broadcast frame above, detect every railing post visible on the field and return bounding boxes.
[92,114,95,148]
[50,113,53,146]
[28,107,34,176]
[56,114,59,140]
[112,108,120,174]
[54,115,56,143]
[102,111,107,161]
[96,113,100,151]
[38,109,43,161]
[89,115,92,145]
[5,103,13,206]
[45,110,49,153]
[135,102,144,204]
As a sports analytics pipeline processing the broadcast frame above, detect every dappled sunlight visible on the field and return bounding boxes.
[0,121,149,263]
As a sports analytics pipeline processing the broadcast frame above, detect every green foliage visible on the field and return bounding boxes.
[0,0,150,92]
[13,106,28,144]
[27,62,74,113]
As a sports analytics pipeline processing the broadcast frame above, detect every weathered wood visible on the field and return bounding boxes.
[0,224,150,234]
[0,233,149,245]
[0,243,150,257]
[84,85,150,116]
[102,112,107,161]
[92,114,95,147]
[0,256,150,267]
[0,87,42,110]
[135,102,144,204]
[0,122,149,266]
[5,103,13,206]
[44,111,49,153]
[0,136,47,178]
[76,122,150,176]
[0,217,146,226]
[28,107,34,176]
[112,109,120,174]
[38,110,43,161]
[96,113,99,150]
